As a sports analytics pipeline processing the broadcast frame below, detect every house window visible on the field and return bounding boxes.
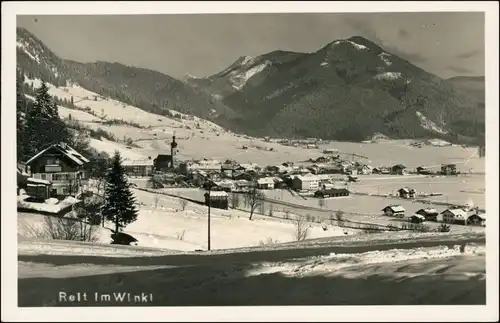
[62,188,68,195]
[41,174,47,180]
[46,159,60,165]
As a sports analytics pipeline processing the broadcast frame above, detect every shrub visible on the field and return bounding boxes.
[176,230,186,240]
[21,216,100,242]
[437,223,451,232]
[179,199,188,211]
[259,237,280,247]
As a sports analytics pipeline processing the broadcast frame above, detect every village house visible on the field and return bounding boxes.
[391,164,408,175]
[416,208,440,221]
[24,142,90,197]
[314,188,350,198]
[416,166,432,175]
[204,191,229,210]
[25,177,53,200]
[233,171,255,181]
[409,214,426,224]
[398,187,416,199]
[122,158,154,177]
[382,205,406,217]
[323,148,339,155]
[467,213,486,226]
[357,164,373,175]
[257,177,275,190]
[212,180,235,192]
[292,174,320,191]
[441,208,468,225]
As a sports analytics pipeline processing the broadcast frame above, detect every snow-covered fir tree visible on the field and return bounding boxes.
[101,151,138,235]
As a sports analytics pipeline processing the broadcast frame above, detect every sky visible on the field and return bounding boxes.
[16,12,485,79]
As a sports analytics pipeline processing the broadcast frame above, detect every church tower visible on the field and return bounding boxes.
[170,132,178,168]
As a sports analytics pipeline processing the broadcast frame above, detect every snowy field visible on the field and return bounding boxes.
[349,174,485,208]
[164,188,486,234]
[17,188,361,252]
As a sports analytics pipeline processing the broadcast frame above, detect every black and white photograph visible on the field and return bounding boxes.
[2,1,499,321]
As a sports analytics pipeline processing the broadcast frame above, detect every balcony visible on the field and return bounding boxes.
[32,172,81,182]
[44,165,62,172]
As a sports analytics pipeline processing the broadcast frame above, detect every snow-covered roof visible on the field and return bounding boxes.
[411,214,425,219]
[25,142,89,166]
[208,191,228,197]
[122,159,154,166]
[294,175,320,182]
[441,208,467,218]
[417,208,439,215]
[383,205,405,213]
[27,177,52,185]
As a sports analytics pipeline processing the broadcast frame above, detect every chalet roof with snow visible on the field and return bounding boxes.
[411,214,425,220]
[122,159,154,167]
[441,208,467,218]
[25,142,90,166]
[383,205,406,213]
[416,208,439,215]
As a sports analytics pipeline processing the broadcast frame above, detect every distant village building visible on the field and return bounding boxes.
[409,214,425,224]
[204,191,229,210]
[441,208,467,224]
[257,177,275,190]
[314,188,349,198]
[441,164,458,176]
[24,142,90,197]
[122,159,153,177]
[398,187,416,199]
[416,166,432,175]
[382,205,405,217]
[391,164,408,175]
[323,148,339,154]
[467,213,486,226]
[292,175,320,191]
[153,154,173,172]
[416,208,440,221]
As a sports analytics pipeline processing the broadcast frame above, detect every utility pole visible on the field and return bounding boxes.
[206,180,212,251]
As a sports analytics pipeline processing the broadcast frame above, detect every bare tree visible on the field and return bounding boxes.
[179,199,188,211]
[230,192,240,209]
[335,210,345,227]
[318,198,326,209]
[294,215,309,241]
[244,187,265,220]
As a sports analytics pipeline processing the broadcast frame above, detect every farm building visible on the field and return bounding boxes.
[314,188,350,198]
[409,214,426,224]
[391,164,408,175]
[323,148,339,154]
[416,208,440,221]
[292,175,320,191]
[398,187,416,199]
[441,208,468,225]
[233,171,254,181]
[441,164,458,175]
[382,205,405,217]
[204,191,229,210]
[357,165,373,175]
[257,177,275,189]
[25,177,53,200]
[122,159,153,177]
[467,213,486,226]
[24,142,90,197]
[212,180,235,192]
[416,166,432,175]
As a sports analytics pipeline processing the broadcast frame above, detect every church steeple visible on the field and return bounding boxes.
[170,131,178,168]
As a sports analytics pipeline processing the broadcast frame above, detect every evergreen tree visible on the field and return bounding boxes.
[102,151,138,235]
[23,81,72,159]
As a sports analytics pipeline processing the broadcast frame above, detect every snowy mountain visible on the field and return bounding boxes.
[17,27,484,144]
